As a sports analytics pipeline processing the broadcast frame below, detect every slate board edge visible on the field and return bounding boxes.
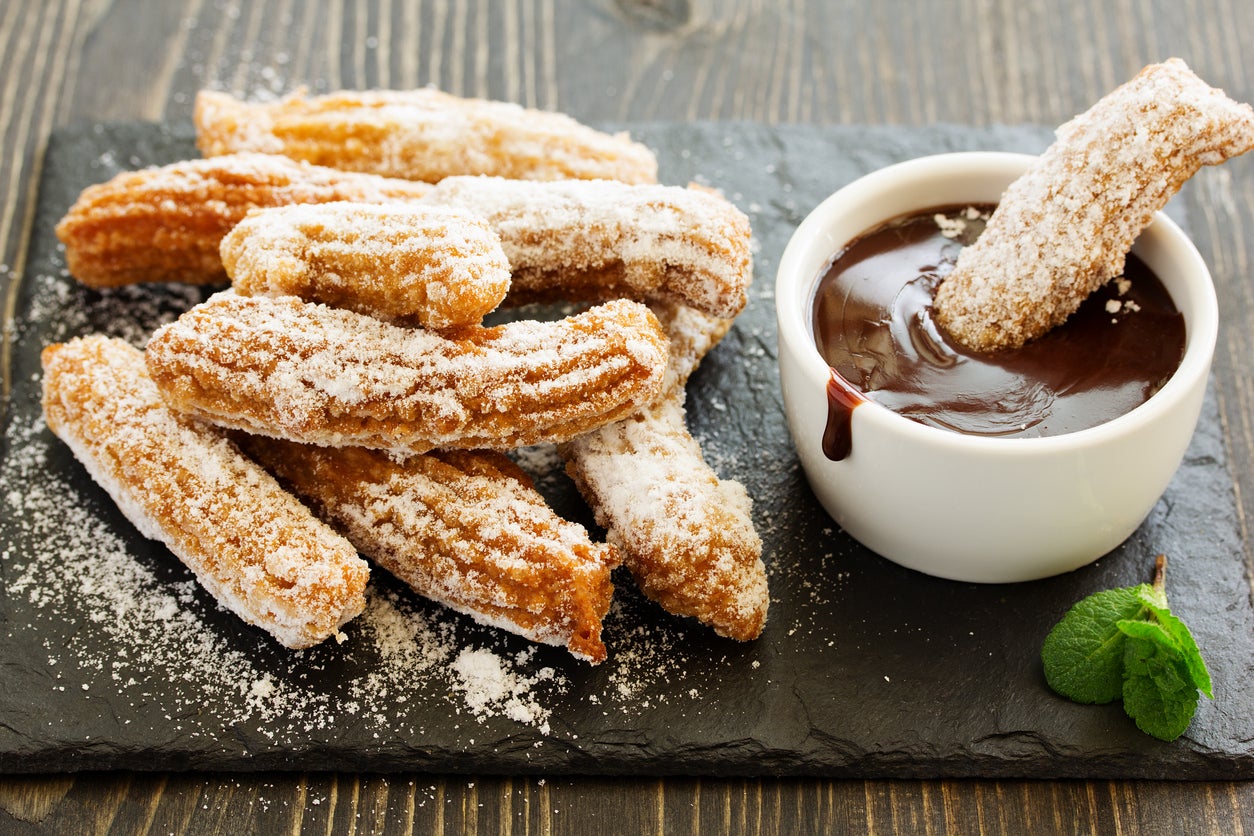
[1,745,1247,780]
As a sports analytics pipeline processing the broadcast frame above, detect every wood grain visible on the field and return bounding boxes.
[2,1,1253,833]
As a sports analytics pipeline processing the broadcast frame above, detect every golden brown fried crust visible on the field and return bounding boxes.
[935,59,1254,352]
[55,153,431,288]
[41,336,369,649]
[423,176,754,319]
[195,88,658,184]
[222,201,511,329]
[145,292,670,456]
[240,438,619,663]
[560,304,767,641]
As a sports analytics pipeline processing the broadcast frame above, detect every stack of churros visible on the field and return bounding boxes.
[44,86,767,662]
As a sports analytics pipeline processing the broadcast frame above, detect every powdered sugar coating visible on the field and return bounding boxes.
[222,201,511,329]
[40,335,369,649]
[145,292,669,455]
[561,304,767,641]
[241,440,619,663]
[195,88,658,185]
[56,152,432,288]
[422,176,754,319]
[563,396,767,641]
[648,301,735,395]
[935,59,1254,351]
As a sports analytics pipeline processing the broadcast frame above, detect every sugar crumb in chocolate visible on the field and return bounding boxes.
[933,212,967,239]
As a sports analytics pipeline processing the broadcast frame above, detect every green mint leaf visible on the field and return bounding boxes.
[1041,585,1151,704]
[1040,556,1213,742]
[1121,633,1199,741]
[1116,618,1178,653]
[1135,582,1169,611]
[1131,594,1213,698]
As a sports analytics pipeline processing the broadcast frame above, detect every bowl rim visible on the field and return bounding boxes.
[775,151,1220,456]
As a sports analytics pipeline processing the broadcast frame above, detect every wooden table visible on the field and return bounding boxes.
[2,1,1251,832]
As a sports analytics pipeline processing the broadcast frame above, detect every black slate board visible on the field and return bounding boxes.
[1,122,1252,779]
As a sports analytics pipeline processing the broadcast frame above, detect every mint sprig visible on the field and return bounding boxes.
[1041,555,1211,741]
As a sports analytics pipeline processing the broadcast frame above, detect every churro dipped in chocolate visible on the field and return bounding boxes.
[422,176,753,319]
[194,88,658,185]
[239,439,619,664]
[41,336,369,649]
[56,153,431,288]
[561,303,769,641]
[221,202,511,329]
[145,292,669,456]
[934,59,1254,352]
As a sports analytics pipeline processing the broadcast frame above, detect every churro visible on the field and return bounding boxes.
[222,201,511,329]
[195,88,658,184]
[40,336,369,649]
[934,59,1254,351]
[240,438,619,663]
[647,301,735,394]
[145,292,669,455]
[422,176,753,319]
[561,303,767,641]
[56,153,431,288]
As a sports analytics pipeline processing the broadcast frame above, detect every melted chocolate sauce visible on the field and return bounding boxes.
[812,205,1186,460]
[823,370,865,461]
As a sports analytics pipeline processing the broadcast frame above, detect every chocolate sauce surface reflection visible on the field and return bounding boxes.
[812,205,1186,459]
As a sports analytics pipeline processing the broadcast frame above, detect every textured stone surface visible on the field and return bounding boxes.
[0,121,1250,778]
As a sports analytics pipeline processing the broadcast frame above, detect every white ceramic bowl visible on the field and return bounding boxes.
[775,152,1219,583]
